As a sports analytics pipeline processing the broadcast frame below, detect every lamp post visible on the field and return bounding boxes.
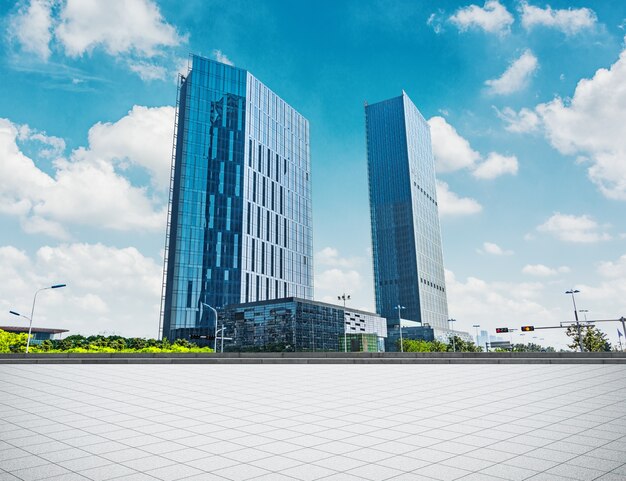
[201,302,218,351]
[448,318,456,352]
[472,324,481,349]
[394,305,406,352]
[11,283,66,353]
[338,293,351,353]
[565,289,583,352]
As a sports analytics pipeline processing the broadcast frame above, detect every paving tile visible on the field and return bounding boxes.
[1,365,625,481]
[211,463,272,480]
[280,464,339,481]
[78,463,137,481]
[9,464,71,481]
[412,464,472,481]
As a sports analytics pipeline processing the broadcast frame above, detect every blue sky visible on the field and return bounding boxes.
[1,0,625,349]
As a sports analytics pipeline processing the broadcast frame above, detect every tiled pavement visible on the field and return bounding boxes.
[0,364,625,481]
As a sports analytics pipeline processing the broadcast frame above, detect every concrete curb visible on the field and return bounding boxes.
[1,352,626,364]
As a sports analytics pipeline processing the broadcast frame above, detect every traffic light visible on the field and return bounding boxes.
[495,328,509,333]
[521,326,535,332]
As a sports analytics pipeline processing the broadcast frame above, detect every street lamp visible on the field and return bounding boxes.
[201,302,218,351]
[472,324,480,348]
[10,283,66,353]
[338,293,351,353]
[394,305,406,352]
[565,289,583,352]
[448,319,456,352]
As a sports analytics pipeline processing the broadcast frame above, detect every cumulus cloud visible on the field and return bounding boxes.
[502,45,626,200]
[7,0,54,60]
[472,152,518,179]
[55,0,182,57]
[597,254,626,279]
[522,264,570,277]
[485,50,539,95]
[313,247,375,313]
[428,116,480,173]
[535,50,626,200]
[429,116,518,180]
[479,242,513,256]
[449,0,514,35]
[79,105,175,190]
[0,106,173,238]
[520,2,597,35]
[495,106,540,133]
[445,269,557,330]
[0,243,162,337]
[316,247,363,269]
[436,181,482,216]
[537,213,612,243]
[7,0,185,81]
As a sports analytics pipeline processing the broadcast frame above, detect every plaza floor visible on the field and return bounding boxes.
[0,364,625,481]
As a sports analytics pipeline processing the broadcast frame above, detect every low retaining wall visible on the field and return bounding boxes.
[1,352,626,364]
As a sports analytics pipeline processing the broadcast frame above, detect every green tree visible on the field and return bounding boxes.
[0,330,29,353]
[566,325,611,352]
[511,343,556,352]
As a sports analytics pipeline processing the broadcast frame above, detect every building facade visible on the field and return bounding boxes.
[218,298,387,352]
[365,91,449,330]
[161,55,313,341]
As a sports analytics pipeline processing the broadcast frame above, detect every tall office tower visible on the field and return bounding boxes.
[161,55,313,340]
[365,91,448,329]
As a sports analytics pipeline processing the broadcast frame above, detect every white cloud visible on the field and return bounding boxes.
[505,45,626,200]
[17,124,66,159]
[436,181,482,216]
[537,213,612,243]
[479,242,513,256]
[55,0,182,57]
[0,243,162,337]
[485,50,539,95]
[316,247,363,269]
[597,254,626,278]
[522,264,570,277]
[128,61,167,81]
[314,247,374,313]
[0,107,173,238]
[7,0,185,81]
[429,116,518,180]
[7,0,54,60]
[213,49,234,66]
[472,152,518,179]
[520,2,597,35]
[534,49,626,200]
[495,106,540,133]
[80,105,175,190]
[445,269,558,334]
[428,116,480,173]
[449,0,514,35]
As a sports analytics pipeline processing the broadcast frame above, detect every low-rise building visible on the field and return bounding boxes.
[180,297,388,352]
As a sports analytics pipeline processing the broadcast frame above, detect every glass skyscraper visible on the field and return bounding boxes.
[161,55,313,341]
[365,91,449,330]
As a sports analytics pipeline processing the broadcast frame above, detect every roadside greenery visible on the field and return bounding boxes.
[400,336,482,352]
[565,324,612,352]
[0,331,214,354]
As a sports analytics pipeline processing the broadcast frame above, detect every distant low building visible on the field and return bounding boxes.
[174,297,387,352]
[0,326,68,345]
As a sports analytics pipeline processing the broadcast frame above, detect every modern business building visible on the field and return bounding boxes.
[161,55,313,341]
[217,298,387,352]
[365,91,449,334]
